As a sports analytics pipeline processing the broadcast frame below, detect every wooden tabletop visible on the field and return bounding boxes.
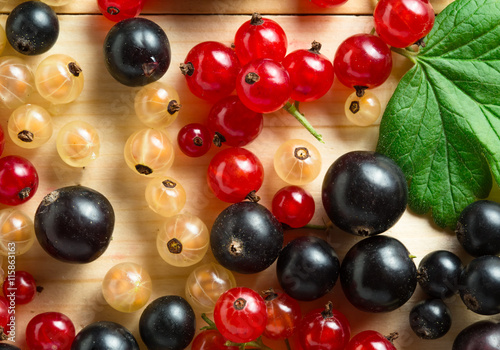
[0,0,497,349]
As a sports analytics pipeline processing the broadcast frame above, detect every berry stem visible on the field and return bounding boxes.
[284,338,291,350]
[200,313,217,330]
[283,101,324,144]
[390,46,417,64]
[225,336,273,350]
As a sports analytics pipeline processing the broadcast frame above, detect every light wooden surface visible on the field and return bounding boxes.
[0,0,497,349]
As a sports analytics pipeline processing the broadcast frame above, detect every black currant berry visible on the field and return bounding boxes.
[452,320,500,350]
[322,150,408,236]
[6,1,59,55]
[103,17,171,86]
[276,236,340,301]
[459,255,500,315]
[417,250,462,299]
[409,299,452,339]
[456,200,500,257]
[34,186,115,264]
[71,321,139,350]
[211,202,283,274]
[340,235,417,312]
[0,344,21,350]
[139,295,195,350]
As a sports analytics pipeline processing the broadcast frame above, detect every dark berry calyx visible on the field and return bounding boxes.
[321,301,334,319]
[386,332,399,343]
[234,297,247,310]
[162,179,176,188]
[229,239,244,256]
[167,238,183,254]
[18,130,34,142]
[179,62,195,76]
[213,132,226,147]
[193,136,203,147]
[294,146,310,160]
[245,72,260,84]
[262,288,278,301]
[107,6,120,15]
[354,85,368,97]
[135,164,153,175]
[349,101,360,114]
[309,41,322,54]
[68,62,82,77]
[18,187,32,200]
[167,100,181,115]
[245,190,261,203]
[250,12,264,26]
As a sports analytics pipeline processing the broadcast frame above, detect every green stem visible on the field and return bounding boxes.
[390,46,418,64]
[225,337,273,350]
[284,338,291,350]
[200,313,217,330]
[304,224,328,230]
[283,101,324,144]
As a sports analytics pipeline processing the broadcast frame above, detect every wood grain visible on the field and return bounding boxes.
[0,1,496,349]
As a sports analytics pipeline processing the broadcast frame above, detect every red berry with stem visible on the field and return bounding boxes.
[311,0,349,7]
[180,41,241,102]
[282,41,334,102]
[345,330,397,350]
[207,147,264,203]
[26,312,75,350]
[3,271,37,305]
[236,58,292,114]
[177,123,212,157]
[0,156,39,206]
[374,0,435,48]
[214,287,267,343]
[207,95,264,147]
[262,288,302,340]
[234,13,288,65]
[272,185,315,228]
[334,34,392,90]
[191,329,238,350]
[97,0,146,22]
[299,302,351,350]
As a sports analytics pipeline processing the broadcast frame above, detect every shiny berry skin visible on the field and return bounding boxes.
[98,0,146,22]
[417,250,462,299]
[452,320,500,350]
[191,330,237,350]
[274,139,322,186]
[104,18,171,86]
[180,41,241,102]
[0,125,4,156]
[459,255,500,315]
[3,270,36,305]
[345,330,397,350]
[344,90,382,126]
[272,185,315,228]
[139,295,196,350]
[409,299,452,339]
[6,1,59,56]
[177,123,212,157]
[0,56,35,110]
[211,202,283,274]
[207,95,264,147]
[282,41,334,102]
[26,312,75,350]
[311,0,349,7]
[374,0,435,48]
[234,13,288,65]
[56,120,100,167]
[334,34,392,89]
[456,200,500,257]
[237,58,292,114]
[0,155,39,206]
[145,177,186,218]
[262,289,301,340]
[322,151,407,236]
[207,147,264,203]
[340,235,417,312]
[299,302,351,350]
[0,296,8,331]
[8,104,53,149]
[214,287,267,343]
[135,82,181,129]
[277,236,340,301]
[71,321,139,350]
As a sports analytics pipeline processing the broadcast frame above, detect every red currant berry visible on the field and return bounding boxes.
[207,147,264,203]
[262,288,302,340]
[26,312,75,350]
[0,296,9,331]
[0,156,39,206]
[345,330,397,350]
[0,125,4,156]
[334,34,392,90]
[272,185,315,228]
[180,41,241,102]
[3,271,37,305]
[311,0,349,7]
[97,0,145,22]
[282,41,334,102]
[299,302,351,350]
[191,329,238,350]
[236,58,292,114]
[207,95,263,147]
[214,287,267,343]
[234,13,288,65]
[374,0,435,48]
[177,123,212,157]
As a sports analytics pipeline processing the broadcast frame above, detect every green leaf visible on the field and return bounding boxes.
[376,0,500,228]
